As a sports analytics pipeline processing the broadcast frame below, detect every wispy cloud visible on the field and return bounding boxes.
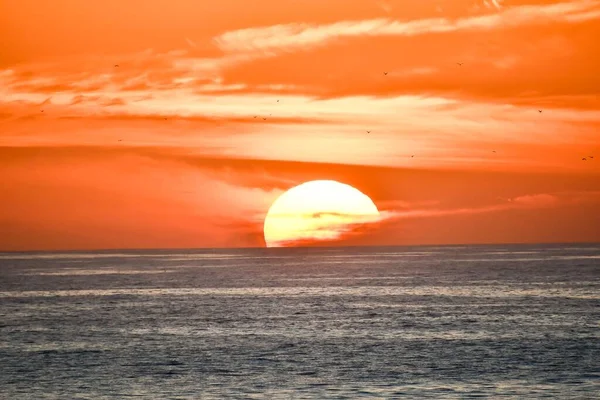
[1,1,598,173]
[265,189,600,247]
[365,191,600,230]
[509,193,559,207]
[1,88,598,171]
[484,0,504,11]
[213,1,600,54]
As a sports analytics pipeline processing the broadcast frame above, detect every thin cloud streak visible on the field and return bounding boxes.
[271,189,600,247]
[213,1,600,54]
[265,189,600,246]
[383,190,600,221]
[484,0,504,11]
[3,90,598,160]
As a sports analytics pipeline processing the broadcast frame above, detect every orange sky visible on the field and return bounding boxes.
[1,0,600,250]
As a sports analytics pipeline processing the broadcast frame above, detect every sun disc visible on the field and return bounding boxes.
[263,180,380,247]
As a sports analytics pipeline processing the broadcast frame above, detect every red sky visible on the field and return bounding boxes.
[1,0,600,250]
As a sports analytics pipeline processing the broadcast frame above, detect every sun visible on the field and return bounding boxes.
[263,180,381,247]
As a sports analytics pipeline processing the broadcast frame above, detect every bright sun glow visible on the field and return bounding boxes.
[263,180,381,247]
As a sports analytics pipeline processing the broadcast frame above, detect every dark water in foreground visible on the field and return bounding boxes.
[0,244,599,399]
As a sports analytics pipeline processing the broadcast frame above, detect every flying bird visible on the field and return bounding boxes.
[457,63,463,66]
[411,155,414,158]
[538,110,542,113]
[263,117,267,120]
[590,156,594,159]
[366,130,371,133]
[383,72,388,75]
[492,150,496,153]
[254,116,257,118]
[114,64,119,68]
[582,158,587,161]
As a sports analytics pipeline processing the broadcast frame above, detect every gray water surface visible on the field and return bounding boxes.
[1,244,599,399]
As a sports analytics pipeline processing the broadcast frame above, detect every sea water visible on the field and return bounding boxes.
[0,244,598,399]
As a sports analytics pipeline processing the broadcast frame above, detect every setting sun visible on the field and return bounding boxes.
[263,180,381,247]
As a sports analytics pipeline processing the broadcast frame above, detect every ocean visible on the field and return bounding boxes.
[0,244,598,399]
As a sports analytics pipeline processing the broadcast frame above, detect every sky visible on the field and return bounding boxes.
[1,0,600,250]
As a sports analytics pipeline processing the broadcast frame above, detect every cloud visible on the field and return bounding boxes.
[267,211,389,248]
[213,1,600,54]
[0,48,261,98]
[214,187,600,247]
[267,203,509,247]
[378,199,442,210]
[264,191,569,247]
[371,191,600,227]
[512,190,600,206]
[1,92,598,173]
[510,193,560,207]
[1,31,599,174]
[300,190,600,246]
[484,0,504,10]
[384,205,509,220]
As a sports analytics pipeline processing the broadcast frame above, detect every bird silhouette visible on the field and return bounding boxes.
[254,116,257,118]
[383,72,388,75]
[114,64,119,68]
[538,110,542,113]
[366,130,371,133]
[411,155,414,158]
[492,150,496,153]
[590,156,594,159]
[118,139,122,142]
[263,117,267,120]
[457,63,463,66]
[277,100,279,102]
[582,158,587,161]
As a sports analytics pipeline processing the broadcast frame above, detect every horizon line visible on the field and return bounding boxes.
[1,240,599,254]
